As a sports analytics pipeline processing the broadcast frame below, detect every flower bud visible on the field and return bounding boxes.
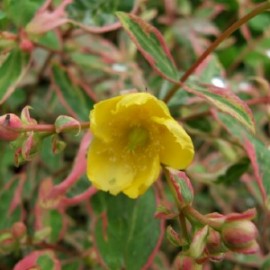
[0,114,22,141]
[11,222,27,240]
[172,255,200,270]
[221,220,259,254]
[205,229,226,262]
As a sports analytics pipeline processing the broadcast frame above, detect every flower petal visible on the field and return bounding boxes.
[115,93,170,118]
[123,155,160,198]
[87,138,135,195]
[153,117,194,169]
[90,95,122,142]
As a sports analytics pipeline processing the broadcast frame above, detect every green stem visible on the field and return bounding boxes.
[163,1,270,103]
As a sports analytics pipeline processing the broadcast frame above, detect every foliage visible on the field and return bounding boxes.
[1,0,270,269]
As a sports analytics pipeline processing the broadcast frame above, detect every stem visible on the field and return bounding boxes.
[4,121,90,134]
[61,187,97,207]
[164,167,190,242]
[163,1,270,103]
[182,205,221,230]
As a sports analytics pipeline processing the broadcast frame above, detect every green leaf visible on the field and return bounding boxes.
[0,177,22,230]
[116,12,179,82]
[51,64,94,120]
[4,0,42,27]
[49,210,63,242]
[0,49,29,104]
[216,158,250,185]
[70,53,108,71]
[183,82,255,134]
[218,113,270,204]
[37,254,54,270]
[93,188,162,270]
[68,0,134,27]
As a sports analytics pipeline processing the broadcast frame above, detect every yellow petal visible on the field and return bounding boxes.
[90,95,122,142]
[115,93,170,118]
[153,117,194,169]
[87,138,135,195]
[123,155,160,199]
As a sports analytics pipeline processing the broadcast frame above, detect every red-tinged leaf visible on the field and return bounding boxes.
[165,168,194,206]
[116,12,179,82]
[13,250,61,270]
[188,226,209,259]
[0,49,30,105]
[21,106,36,125]
[21,132,40,161]
[0,175,25,230]
[51,135,66,154]
[216,113,270,206]
[183,82,255,134]
[243,140,267,204]
[92,188,164,270]
[155,204,177,220]
[55,115,81,134]
[166,225,186,247]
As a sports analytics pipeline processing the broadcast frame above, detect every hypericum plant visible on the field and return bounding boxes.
[1,0,270,269]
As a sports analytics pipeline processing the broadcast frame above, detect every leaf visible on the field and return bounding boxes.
[37,254,54,270]
[51,64,94,120]
[216,158,250,185]
[217,113,270,205]
[93,188,163,270]
[0,49,29,104]
[0,176,24,230]
[14,250,61,270]
[55,115,81,134]
[116,12,179,82]
[3,0,42,27]
[183,82,255,134]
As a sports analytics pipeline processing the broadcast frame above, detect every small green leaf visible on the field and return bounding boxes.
[37,254,54,270]
[49,210,63,242]
[116,12,179,82]
[0,49,29,104]
[216,158,250,185]
[4,0,42,27]
[55,115,81,134]
[93,188,163,270]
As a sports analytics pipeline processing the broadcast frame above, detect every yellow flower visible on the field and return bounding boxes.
[87,92,194,199]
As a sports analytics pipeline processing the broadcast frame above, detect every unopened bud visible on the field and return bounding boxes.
[11,222,27,239]
[172,255,200,270]
[0,114,22,141]
[221,220,259,254]
[20,39,34,52]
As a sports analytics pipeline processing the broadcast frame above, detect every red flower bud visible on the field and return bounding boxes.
[0,114,22,141]
[11,222,27,239]
[221,220,259,254]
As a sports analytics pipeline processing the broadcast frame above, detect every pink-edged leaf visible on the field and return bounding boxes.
[0,174,26,230]
[165,168,194,206]
[216,113,270,206]
[243,140,267,204]
[0,49,30,105]
[55,115,81,134]
[183,82,255,134]
[93,188,164,270]
[116,12,179,82]
[14,250,61,270]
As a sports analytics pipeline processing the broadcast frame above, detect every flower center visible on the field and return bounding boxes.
[127,126,149,151]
